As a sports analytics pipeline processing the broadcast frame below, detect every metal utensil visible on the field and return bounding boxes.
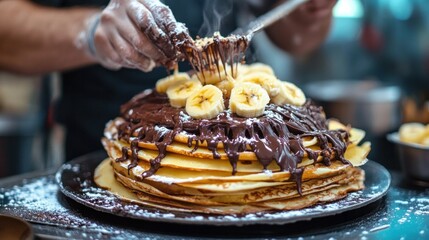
[183,0,309,77]
[193,0,310,49]
[235,0,310,38]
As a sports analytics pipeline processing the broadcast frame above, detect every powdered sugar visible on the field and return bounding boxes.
[0,175,171,239]
[2,177,63,213]
[263,169,273,176]
[179,110,191,122]
[416,198,429,204]
[394,200,409,205]
[369,224,390,232]
[264,109,283,122]
[394,196,429,218]
[154,125,171,136]
[0,176,109,230]
[147,174,201,185]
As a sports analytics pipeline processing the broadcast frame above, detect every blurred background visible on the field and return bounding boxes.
[253,0,429,170]
[1,0,428,177]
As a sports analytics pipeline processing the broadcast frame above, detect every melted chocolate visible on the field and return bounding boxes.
[115,90,350,194]
[178,34,249,82]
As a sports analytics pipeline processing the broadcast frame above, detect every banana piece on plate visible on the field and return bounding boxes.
[156,73,191,93]
[237,72,281,97]
[166,78,202,108]
[271,81,306,106]
[186,85,225,119]
[229,82,270,118]
[399,122,426,144]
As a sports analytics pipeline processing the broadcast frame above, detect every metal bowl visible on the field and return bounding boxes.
[387,133,429,186]
[304,80,402,135]
[304,79,402,169]
[0,214,33,240]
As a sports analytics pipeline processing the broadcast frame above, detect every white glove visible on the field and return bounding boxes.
[77,0,190,71]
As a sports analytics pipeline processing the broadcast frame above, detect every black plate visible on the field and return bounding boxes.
[56,152,391,226]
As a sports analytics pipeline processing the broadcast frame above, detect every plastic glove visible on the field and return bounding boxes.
[77,0,190,71]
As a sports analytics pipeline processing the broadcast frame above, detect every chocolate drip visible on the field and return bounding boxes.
[179,34,249,83]
[115,91,350,193]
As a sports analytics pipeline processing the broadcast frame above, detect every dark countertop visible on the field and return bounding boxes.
[0,166,428,240]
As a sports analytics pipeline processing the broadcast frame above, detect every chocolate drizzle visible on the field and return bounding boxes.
[115,90,350,194]
[178,33,249,83]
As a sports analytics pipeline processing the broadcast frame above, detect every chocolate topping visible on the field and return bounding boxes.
[178,33,249,82]
[115,90,350,194]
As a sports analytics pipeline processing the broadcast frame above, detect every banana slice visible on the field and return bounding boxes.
[192,63,244,85]
[166,78,202,108]
[237,72,281,97]
[229,82,270,118]
[271,81,306,106]
[399,122,426,144]
[156,73,191,93]
[215,75,235,99]
[192,64,227,85]
[242,63,275,76]
[185,85,225,119]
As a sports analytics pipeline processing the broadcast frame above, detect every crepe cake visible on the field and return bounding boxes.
[96,62,370,215]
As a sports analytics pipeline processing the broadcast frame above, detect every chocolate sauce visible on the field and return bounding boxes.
[115,91,350,194]
[178,34,249,83]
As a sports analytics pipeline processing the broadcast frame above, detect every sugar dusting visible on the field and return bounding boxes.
[367,186,429,239]
[0,176,125,239]
[148,174,204,185]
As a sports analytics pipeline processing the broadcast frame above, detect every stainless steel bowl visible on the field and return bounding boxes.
[387,133,429,186]
[304,80,402,169]
[304,80,402,135]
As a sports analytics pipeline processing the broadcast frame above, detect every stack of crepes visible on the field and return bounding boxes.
[96,62,371,215]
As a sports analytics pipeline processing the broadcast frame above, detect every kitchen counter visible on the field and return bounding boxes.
[0,162,428,240]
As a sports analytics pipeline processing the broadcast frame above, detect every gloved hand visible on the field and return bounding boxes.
[77,0,190,71]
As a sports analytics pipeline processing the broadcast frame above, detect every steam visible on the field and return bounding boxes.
[198,0,233,37]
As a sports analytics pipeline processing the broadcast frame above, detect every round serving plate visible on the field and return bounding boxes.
[56,152,391,226]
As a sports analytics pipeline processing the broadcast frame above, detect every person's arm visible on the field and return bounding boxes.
[0,0,190,75]
[0,0,98,75]
[263,0,337,57]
